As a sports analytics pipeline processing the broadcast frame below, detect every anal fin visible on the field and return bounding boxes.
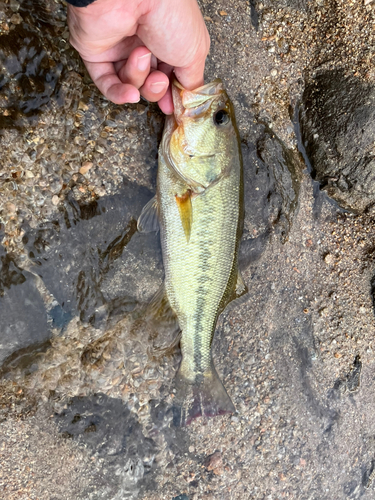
[235,269,247,299]
[221,269,248,316]
[146,283,181,357]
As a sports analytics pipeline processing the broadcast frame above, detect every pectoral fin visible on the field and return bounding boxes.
[175,190,193,242]
[137,196,159,233]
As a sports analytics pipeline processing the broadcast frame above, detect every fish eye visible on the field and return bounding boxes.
[213,109,230,126]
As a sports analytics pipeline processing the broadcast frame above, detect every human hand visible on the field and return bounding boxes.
[68,0,210,114]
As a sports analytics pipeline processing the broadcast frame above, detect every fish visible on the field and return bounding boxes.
[137,79,246,426]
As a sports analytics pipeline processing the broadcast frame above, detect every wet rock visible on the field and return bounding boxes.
[22,181,162,329]
[239,122,303,269]
[300,70,375,212]
[0,22,63,129]
[0,245,49,367]
[55,393,157,499]
[204,451,224,475]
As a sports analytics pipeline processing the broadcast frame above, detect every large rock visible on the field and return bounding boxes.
[240,123,303,269]
[22,180,163,329]
[0,246,49,367]
[55,394,157,500]
[300,69,375,212]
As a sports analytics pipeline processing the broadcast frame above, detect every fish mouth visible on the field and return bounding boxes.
[172,79,225,120]
[160,79,225,192]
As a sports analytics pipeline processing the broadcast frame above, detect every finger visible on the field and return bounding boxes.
[139,70,169,102]
[70,33,143,64]
[174,27,210,90]
[84,60,140,104]
[157,89,174,115]
[155,62,174,114]
[137,0,210,91]
[117,46,153,89]
[113,52,158,82]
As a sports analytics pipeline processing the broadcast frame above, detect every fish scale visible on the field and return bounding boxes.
[159,154,240,379]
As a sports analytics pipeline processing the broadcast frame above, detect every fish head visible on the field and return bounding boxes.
[163,79,240,192]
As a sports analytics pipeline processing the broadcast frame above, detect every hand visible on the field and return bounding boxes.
[68,0,210,114]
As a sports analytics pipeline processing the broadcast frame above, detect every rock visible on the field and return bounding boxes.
[239,122,303,269]
[324,253,334,265]
[300,69,375,212]
[10,13,23,24]
[79,161,93,175]
[22,181,163,328]
[0,246,49,368]
[10,13,22,24]
[55,394,157,498]
[204,451,224,475]
[0,22,63,127]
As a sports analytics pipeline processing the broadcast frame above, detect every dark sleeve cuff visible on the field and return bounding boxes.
[65,0,96,7]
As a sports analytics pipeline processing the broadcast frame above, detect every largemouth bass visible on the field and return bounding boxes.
[138,79,246,426]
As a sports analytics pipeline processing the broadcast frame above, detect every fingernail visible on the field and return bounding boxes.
[137,52,151,71]
[150,82,168,94]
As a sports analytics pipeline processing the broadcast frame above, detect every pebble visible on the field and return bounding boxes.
[9,0,20,12]
[52,195,59,206]
[78,101,89,111]
[79,162,93,175]
[204,451,224,475]
[10,13,22,24]
[324,253,334,264]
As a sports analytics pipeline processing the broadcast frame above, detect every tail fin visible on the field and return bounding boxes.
[172,362,235,427]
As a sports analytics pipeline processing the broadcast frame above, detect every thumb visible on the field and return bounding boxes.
[174,28,210,90]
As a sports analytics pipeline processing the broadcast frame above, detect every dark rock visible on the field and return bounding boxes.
[0,245,49,367]
[300,70,375,212]
[55,393,157,499]
[0,23,63,130]
[22,180,163,329]
[240,123,303,269]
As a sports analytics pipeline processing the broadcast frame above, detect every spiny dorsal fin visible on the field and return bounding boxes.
[175,190,193,242]
[137,196,159,233]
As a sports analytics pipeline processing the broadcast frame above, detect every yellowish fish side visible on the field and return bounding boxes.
[138,79,245,425]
